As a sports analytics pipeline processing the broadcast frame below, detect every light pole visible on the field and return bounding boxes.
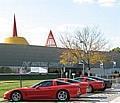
[19,67,23,88]
[79,61,85,76]
[60,68,63,78]
[72,73,75,79]
[112,61,116,75]
[19,61,29,87]
[100,61,104,76]
[80,41,87,76]
[112,61,116,69]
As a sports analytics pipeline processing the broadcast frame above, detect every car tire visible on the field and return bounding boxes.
[11,91,22,102]
[101,87,106,91]
[57,90,69,101]
[101,83,106,91]
[87,85,93,93]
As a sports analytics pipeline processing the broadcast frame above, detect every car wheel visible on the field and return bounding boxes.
[101,87,106,91]
[11,91,22,102]
[57,90,69,101]
[87,85,93,93]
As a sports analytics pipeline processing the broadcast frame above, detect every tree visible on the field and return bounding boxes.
[0,67,13,73]
[111,47,120,53]
[60,33,82,65]
[60,49,81,65]
[60,26,109,71]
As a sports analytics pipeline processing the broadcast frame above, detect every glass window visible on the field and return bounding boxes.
[56,81,70,85]
[87,78,94,81]
[67,79,80,83]
[32,81,53,88]
[39,81,53,87]
[74,78,83,81]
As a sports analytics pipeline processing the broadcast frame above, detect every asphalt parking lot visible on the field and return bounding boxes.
[1,83,120,103]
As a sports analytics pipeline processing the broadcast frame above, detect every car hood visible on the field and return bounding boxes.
[4,87,32,94]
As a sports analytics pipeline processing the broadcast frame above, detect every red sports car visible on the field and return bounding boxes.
[57,78,88,94]
[74,77,105,93]
[4,79,80,102]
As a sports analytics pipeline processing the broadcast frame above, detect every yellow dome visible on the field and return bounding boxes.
[4,37,29,45]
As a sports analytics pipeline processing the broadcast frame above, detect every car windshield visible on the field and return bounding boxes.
[58,78,80,83]
[86,78,96,81]
[74,77,83,81]
[89,76,106,81]
[67,79,80,83]
[75,77,96,81]
[31,80,53,88]
[56,80,71,85]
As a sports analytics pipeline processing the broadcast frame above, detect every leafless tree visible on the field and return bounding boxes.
[59,26,109,71]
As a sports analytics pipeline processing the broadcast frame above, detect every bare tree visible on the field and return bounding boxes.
[74,27,108,69]
[59,33,82,65]
[60,26,109,73]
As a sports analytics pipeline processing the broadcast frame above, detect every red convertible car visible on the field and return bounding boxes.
[57,78,88,94]
[74,77,105,93]
[4,79,80,102]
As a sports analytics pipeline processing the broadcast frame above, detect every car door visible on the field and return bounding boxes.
[35,80,56,99]
[27,80,55,100]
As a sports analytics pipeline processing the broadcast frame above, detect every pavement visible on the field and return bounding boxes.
[1,96,120,103]
[110,96,120,103]
[0,98,5,102]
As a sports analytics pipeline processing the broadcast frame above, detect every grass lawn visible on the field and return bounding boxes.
[0,80,41,98]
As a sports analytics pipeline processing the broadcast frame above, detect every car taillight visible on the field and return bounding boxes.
[103,82,105,87]
[100,82,105,87]
[77,87,81,94]
[86,85,89,93]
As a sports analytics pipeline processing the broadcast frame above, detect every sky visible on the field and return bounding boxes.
[0,0,120,49]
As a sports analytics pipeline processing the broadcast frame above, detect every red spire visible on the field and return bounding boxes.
[45,30,57,47]
[13,14,17,37]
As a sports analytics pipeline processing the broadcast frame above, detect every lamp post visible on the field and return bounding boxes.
[60,68,63,78]
[19,61,29,88]
[19,67,23,88]
[80,41,87,76]
[82,63,85,76]
[100,62,104,76]
[112,61,116,69]
[79,61,85,76]
[68,61,72,78]
[112,61,116,75]
[72,73,75,79]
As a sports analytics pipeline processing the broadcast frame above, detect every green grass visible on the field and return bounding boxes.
[0,80,41,98]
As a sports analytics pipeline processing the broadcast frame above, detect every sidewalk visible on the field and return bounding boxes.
[0,98,6,102]
[110,96,120,103]
[1,96,120,103]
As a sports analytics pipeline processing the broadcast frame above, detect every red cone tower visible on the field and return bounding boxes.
[3,14,29,45]
[45,30,57,47]
[13,14,18,37]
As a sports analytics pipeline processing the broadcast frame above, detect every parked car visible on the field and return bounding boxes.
[88,76,112,90]
[57,78,88,94]
[4,79,80,102]
[74,77,105,93]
